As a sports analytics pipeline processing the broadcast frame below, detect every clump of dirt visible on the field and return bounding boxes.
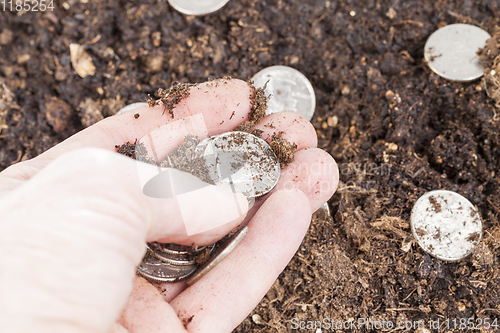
[115,135,214,185]
[158,135,214,185]
[428,195,442,213]
[147,82,193,119]
[270,133,297,167]
[42,97,72,133]
[79,96,126,127]
[250,128,264,138]
[115,139,149,160]
[0,81,19,135]
[235,82,296,166]
[480,28,500,108]
[236,82,268,132]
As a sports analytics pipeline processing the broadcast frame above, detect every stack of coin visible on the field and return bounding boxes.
[137,243,211,283]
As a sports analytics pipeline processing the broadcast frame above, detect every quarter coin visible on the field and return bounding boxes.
[196,131,280,198]
[411,190,482,261]
[186,226,248,285]
[424,24,491,82]
[168,0,230,16]
[251,65,316,121]
[137,252,198,283]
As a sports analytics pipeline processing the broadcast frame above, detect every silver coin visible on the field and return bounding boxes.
[186,226,248,286]
[137,252,198,283]
[424,24,491,82]
[196,131,280,198]
[148,242,207,255]
[251,65,316,121]
[116,102,148,115]
[146,243,197,266]
[316,202,331,216]
[147,243,211,265]
[168,0,230,16]
[411,190,482,261]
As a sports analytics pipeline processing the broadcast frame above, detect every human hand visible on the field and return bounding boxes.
[0,79,339,333]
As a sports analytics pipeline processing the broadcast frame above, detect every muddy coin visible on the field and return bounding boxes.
[137,252,198,283]
[196,131,280,198]
[411,190,482,261]
[186,226,248,286]
[424,24,491,82]
[251,65,316,121]
[167,0,230,16]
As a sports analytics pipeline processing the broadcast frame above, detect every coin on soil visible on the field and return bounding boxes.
[424,24,491,82]
[411,190,482,261]
[167,0,230,16]
[251,65,316,121]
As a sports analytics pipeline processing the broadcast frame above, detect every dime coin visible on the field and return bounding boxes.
[116,102,148,115]
[137,252,198,283]
[168,0,230,16]
[251,65,316,121]
[411,190,482,261]
[196,132,280,198]
[424,24,491,82]
[186,226,249,286]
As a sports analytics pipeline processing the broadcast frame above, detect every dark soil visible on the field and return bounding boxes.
[1,1,500,332]
[481,28,500,109]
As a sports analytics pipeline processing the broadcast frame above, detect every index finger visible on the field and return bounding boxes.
[37,79,254,163]
[0,79,254,190]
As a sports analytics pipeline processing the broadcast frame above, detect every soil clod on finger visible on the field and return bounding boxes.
[235,81,268,132]
[146,82,193,118]
[270,132,297,167]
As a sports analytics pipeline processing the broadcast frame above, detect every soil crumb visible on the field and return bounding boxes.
[115,135,213,184]
[428,195,442,213]
[251,128,264,138]
[480,28,500,107]
[147,82,193,118]
[182,315,194,329]
[270,132,297,167]
[115,140,149,160]
[158,135,214,184]
[236,81,268,132]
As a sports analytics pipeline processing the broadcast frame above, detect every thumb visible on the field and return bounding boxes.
[6,147,249,246]
[0,147,249,333]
